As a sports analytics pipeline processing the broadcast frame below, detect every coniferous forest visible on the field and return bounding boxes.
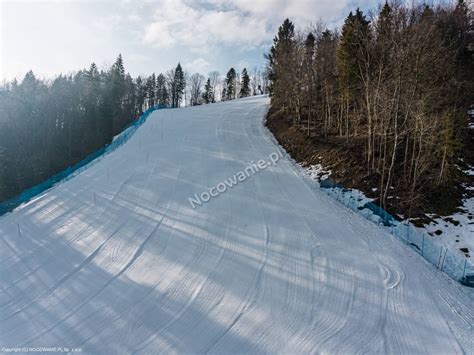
[266,1,473,218]
[0,55,263,202]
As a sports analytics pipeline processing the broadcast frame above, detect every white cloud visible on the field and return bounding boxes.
[207,0,354,26]
[140,0,369,52]
[183,58,211,74]
[143,22,175,47]
[2,0,378,81]
[141,0,271,50]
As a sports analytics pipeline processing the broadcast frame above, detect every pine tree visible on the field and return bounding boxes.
[109,54,127,133]
[337,9,370,98]
[171,63,185,108]
[88,62,99,79]
[202,78,213,104]
[221,87,227,101]
[112,54,125,80]
[156,73,169,107]
[84,63,103,148]
[124,73,136,118]
[266,18,296,110]
[239,68,251,98]
[336,8,370,141]
[135,76,145,115]
[377,2,392,40]
[225,68,236,100]
[145,74,156,108]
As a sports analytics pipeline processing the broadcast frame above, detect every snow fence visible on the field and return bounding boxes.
[0,105,164,216]
[320,184,474,286]
[262,114,473,287]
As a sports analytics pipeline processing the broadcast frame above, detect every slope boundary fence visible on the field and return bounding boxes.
[0,104,165,217]
[320,182,474,287]
[261,113,473,287]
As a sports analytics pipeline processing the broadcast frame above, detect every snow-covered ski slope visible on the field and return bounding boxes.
[1,95,473,354]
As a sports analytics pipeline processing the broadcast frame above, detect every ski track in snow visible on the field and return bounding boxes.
[0,96,473,354]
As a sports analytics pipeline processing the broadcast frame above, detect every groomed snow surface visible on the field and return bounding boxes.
[1,96,473,354]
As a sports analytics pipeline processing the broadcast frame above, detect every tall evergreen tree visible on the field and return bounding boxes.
[202,78,213,104]
[145,73,156,108]
[83,63,102,148]
[109,53,127,134]
[266,18,296,111]
[221,86,227,102]
[156,73,169,107]
[171,63,185,108]
[135,76,145,115]
[239,68,251,98]
[225,68,236,100]
[337,9,370,98]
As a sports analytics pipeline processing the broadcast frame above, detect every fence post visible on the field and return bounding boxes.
[437,247,443,269]
[406,222,410,245]
[421,234,425,256]
[94,192,96,204]
[17,223,21,238]
[440,248,447,272]
[462,259,467,280]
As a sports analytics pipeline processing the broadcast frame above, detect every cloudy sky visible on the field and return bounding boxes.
[1,0,378,81]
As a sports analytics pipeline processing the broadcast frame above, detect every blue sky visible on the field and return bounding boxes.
[1,0,379,81]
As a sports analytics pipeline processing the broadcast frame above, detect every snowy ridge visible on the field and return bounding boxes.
[0,96,473,353]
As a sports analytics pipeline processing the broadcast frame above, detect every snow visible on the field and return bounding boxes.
[421,195,474,259]
[464,166,474,176]
[303,163,332,181]
[415,160,474,260]
[302,159,474,266]
[1,96,473,353]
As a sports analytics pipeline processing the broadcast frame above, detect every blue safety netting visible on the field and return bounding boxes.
[319,180,473,286]
[0,105,164,216]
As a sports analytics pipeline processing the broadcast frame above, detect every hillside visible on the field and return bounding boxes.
[0,96,473,353]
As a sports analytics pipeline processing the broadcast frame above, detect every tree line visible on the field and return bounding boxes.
[0,56,268,202]
[267,1,473,216]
